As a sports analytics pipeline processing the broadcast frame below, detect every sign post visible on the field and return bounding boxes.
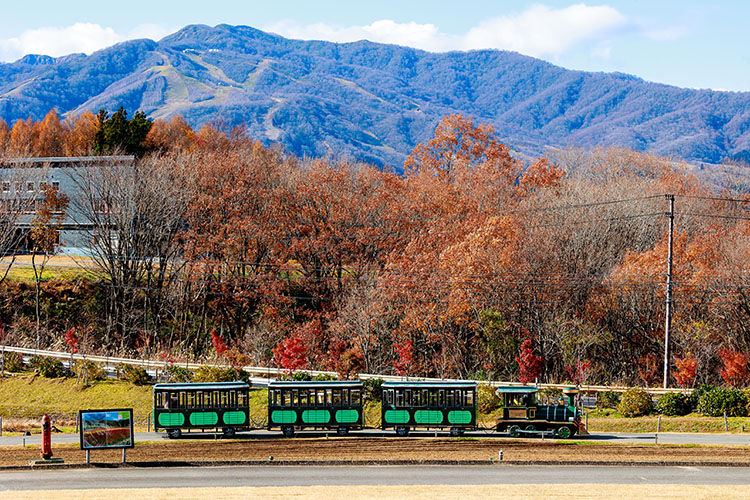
[78,408,134,464]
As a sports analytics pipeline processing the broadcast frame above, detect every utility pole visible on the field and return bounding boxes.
[663,194,675,388]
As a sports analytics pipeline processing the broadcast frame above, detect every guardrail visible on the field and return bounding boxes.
[0,345,688,394]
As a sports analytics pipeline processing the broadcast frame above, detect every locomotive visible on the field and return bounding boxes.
[494,386,583,438]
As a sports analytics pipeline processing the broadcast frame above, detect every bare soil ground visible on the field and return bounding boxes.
[3,437,750,466]
[1,485,747,500]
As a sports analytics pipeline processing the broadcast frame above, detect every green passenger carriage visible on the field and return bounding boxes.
[267,380,364,437]
[153,382,250,439]
[381,381,477,437]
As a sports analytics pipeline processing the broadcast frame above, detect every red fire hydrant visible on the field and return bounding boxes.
[41,414,52,460]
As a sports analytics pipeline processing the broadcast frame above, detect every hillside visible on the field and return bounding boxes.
[1,23,749,167]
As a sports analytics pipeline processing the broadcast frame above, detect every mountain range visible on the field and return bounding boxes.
[1,23,749,168]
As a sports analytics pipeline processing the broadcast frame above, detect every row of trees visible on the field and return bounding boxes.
[0,113,748,387]
[0,109,233,158]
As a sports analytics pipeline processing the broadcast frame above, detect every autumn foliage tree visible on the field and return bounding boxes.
[516,339,544,384]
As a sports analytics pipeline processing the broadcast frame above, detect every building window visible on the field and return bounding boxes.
[51,181,60,190]
[26,182,34,192]
[1,182,9,193]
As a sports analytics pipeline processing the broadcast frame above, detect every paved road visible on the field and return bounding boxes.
[3,430,750,447]
[2,465,750,490]
[2,429,750,446]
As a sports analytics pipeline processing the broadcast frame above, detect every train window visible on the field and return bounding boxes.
[156,393,164,407]
[283,390,292,407]
[395,389,404,407]
[384,390,393,405]
[292,390,299,406]
[333,389,342,406]
[315,390,324,405]
[428,390,438,407]
[187,392,195,408]
[466,390,474,406]
[405,390,412,406]
[300,390,308,406]
[446,391,454,407]
[351,389,361,405]
[220,392,227,407]
[238,392,247,407]
[438,390,445,406]
[342,389,349,406]
[326,389,333,405]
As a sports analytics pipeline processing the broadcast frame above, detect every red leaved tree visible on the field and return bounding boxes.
[673,356,698,389]
[393,340,414,376]
[719,349,749,388]
[273,335,307,374]
[516,339,544,384]
[211,329,228,358]
[564,360,592,387]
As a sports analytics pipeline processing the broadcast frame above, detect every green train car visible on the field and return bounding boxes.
[381,381,477,437]
[153,382,250,439]
[267,380,364,437]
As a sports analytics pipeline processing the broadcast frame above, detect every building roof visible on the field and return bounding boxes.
[0,155,134,168]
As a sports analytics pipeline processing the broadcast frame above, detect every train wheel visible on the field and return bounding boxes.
[395,426,410,437]
[167,429,182,439]
[336,426,349,436]
[282,426,295,438]
[524,424,536,432]
[556,426,572,439]
[222,427,236,438]
[508,425,520,438]
[449,427,463,437]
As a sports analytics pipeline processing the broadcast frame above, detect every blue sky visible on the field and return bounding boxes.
[0,1,747,91]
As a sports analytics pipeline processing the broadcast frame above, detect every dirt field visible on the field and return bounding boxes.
[3,437,750,467]
[1,485,746,500]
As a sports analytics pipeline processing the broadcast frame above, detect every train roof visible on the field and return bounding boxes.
[382,381,477,388]
[494,386,540,393]
[153,382,249,391]
[268,380,363,388]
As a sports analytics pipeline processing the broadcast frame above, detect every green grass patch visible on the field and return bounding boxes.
[0,375,152,424]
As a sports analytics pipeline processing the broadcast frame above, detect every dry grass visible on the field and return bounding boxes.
[0,484,747,500]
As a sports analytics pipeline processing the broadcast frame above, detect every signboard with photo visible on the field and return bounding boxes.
[78,408,134,450]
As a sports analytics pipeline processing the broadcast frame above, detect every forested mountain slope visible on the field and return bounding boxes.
[1,24,748,167]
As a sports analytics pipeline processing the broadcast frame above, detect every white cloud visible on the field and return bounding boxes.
[461,4,628,57]
[266,4,632,57]
[0,22,173,62]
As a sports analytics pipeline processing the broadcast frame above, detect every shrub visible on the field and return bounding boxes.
[688,384,715,412]
[312,373,337,381]
[655,392,691,416]
[166,365,193,383]
[29,356,66,378]
[478,384,501,413]
[617,388,654,417]
[120,365,151,386]
[697,388,748,417]
[362,378,384,403]
[291,371,313,381]
[72,360,106,383]
[598,391,620,409]
[3,351,24,372]
[193,365,250,383]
